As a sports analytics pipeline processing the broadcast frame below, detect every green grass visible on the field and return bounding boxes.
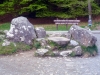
[35,22,100,31]
[35,23,87,31]
[0,31,32,55]
[0,22,99,31]
[34,22,100,30]
[35,24,71,31]
[0,41,32,55]
[0,42,16,55]
[1,23,71,31]
[0,23,10,30]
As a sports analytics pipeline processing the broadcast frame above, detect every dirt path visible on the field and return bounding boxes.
[0,33,100,75]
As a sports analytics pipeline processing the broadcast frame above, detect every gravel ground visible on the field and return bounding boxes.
[0,33,100,75]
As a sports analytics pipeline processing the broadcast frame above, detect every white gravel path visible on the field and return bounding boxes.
[0,33,100,75]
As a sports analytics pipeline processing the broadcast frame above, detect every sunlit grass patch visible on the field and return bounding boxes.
[0,23,10,30]
[0,22,98,31]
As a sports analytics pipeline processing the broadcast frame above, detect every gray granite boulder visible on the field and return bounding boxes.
[35,27,46,38]
[6,16,36,44]
[69,25,97,47]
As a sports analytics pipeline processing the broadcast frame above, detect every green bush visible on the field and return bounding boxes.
[0,0,100,18]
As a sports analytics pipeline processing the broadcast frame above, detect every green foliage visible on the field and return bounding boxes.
[0,1,15,15]
[37,0,100,18]
[0,0,100,18]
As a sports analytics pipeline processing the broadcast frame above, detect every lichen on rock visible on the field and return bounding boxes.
[6,16,36,45]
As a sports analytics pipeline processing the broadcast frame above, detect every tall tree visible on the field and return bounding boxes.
[0,0,100,18]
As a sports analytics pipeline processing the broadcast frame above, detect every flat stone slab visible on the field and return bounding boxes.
[48,37,70,45]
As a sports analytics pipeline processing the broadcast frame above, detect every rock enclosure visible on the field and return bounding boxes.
[0,16,98,57]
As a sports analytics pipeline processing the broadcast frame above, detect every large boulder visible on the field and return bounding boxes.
[69,25,97,47]
[6,16,36,44]
[35,27,46,38]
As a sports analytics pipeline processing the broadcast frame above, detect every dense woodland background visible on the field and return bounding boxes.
[0,0,100,24]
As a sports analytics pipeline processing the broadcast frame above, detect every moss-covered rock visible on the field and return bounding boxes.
[81,44,98,57]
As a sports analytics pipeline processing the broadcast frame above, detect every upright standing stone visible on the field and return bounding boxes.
[6,16,37,44]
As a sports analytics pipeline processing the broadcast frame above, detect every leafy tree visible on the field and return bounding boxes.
[37,0,100,18]
[0,0,100,18]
